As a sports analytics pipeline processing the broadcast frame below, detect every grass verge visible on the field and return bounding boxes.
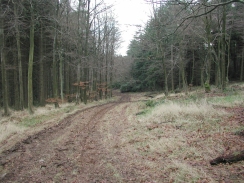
[105,85,244,182]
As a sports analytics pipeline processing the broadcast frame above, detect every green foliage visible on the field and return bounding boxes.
[204,82,211,93]
[131,84,143,92]
[127,31,163,92]
[145,100,156,107]
[205,87,244,106]
[120,80,143,93]
[130,57,163,91]
[126,1,244,93]
[20,115,49,127]
[223,87,239,96]
[188,94,198,102]
[120,83,133,93]
[136,111,147,115]
[111,82,122,89]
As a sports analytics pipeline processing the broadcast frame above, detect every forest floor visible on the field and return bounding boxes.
[0,85,244,182]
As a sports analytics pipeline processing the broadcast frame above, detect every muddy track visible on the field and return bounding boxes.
[0,94,132,183]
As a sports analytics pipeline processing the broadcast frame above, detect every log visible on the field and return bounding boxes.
[235,130,244,137]
[210,150,244,165]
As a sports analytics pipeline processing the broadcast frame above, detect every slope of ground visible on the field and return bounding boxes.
[0,86,244,182]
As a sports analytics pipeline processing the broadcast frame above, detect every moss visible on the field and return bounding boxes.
[204,82,211,93]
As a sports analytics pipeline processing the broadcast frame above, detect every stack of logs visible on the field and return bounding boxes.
[97,83,110,97]
[65,94,77,103]
[45,98,62,108]
[45,82,111,107]
[97,83,107,92]
[72,81,89,89]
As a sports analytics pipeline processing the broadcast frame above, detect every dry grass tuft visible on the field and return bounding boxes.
[0,123,26,143]
[105,94,243,182]
[141,99,226,125]
[0,103,78,145]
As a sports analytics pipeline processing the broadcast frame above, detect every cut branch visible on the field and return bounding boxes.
[210,150,244,165]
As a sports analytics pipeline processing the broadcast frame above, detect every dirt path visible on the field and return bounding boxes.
[1,92,244,183]
[0,93,138,183]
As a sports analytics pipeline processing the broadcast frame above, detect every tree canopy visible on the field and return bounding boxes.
[125,0,244,94]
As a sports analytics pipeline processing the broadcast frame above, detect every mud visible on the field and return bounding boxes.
[0,93,133,183]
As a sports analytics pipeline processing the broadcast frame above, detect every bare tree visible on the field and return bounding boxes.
[0,0,10,116]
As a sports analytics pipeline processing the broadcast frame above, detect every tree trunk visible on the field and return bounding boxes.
[52,31,58,98]
[39,23,45,106]
[163,57,168,96]
[215,37,221,87]
[226,27,232,84]
[0,0,9,116]
[76,0,83,105]
[14,55,20,110]
[1,51,9,116]
[99,56,103,100]
[28,1,35,114]
[191,50,195,85]
[92,20,98,98]
[109,45,115,98]
[161,44,168,96]
[221,4,226,90]
[179,40,187,94]
[83,0,91,104]
[201,67,204,87]
[105,24,109,99]
[65,3,70,96]
[181,61,187,95]
[52,0,60,99]
[204,10,212,85]
[65,61,70,95]
[59,45,64,102]
[14,1,24,110]
[171,45,174,91]
[240,49,244,81]
[23,56,28,108]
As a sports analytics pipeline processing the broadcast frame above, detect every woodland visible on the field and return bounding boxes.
[121,0,244,94]
[0,0,119,116]
[1,0,244,116]
[1,1,244,181]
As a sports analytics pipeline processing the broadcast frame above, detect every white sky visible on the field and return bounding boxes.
[71,0,152,56]
[104,0,152,56]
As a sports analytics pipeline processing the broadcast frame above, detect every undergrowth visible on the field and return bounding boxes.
[20,115,50,127]
[0,103,77,144]
[118,85,244,182]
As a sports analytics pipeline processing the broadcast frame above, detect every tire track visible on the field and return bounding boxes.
[0,93,131,183]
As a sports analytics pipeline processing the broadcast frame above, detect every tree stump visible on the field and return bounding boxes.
[54,102,59,108]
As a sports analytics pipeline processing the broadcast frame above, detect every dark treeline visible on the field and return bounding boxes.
[123,0,244,94]
[0,0,120,115]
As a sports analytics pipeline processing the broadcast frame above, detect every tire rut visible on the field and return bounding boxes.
[0,94,131,183]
